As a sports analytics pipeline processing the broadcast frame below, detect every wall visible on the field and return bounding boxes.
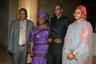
[0,0,18,46]
[9,0,18,24]
[39,0,81,19]
[0,0,81,46]
[0,0,9,46]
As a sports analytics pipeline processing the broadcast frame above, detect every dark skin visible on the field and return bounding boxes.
[8,10,27,56]
[67,8,84,60]
[48,5,63,44]
[30,16,48,57]
[19,10,27,21]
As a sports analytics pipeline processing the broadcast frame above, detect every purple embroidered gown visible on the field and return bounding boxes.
[29,26,49,64]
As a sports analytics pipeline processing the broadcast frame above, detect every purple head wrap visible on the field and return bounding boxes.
[37,12,48,19]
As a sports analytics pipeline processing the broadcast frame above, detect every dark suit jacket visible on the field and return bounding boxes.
[49,15,71,42]
[8,19,34,53]
[48,15,71,54]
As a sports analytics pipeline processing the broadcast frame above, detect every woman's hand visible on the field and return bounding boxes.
[67,51,75,60]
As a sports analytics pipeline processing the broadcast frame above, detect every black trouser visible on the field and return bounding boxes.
[47,43,63,64]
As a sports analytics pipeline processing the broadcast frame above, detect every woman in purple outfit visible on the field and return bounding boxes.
[29,12,49,64]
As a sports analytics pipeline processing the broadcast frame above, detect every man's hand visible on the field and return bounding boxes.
[48,38,52,43]
[30,51,34,58]
[8,50,13,56]
[54,38,62,44]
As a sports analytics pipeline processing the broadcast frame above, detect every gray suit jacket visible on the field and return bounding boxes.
[8,19,34,53]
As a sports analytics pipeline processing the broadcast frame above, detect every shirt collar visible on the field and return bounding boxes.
[57,15,62,19]
[20,19,26,23]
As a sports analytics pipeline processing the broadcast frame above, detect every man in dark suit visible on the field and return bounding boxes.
[47,4,71,64]
[8,8,34,64]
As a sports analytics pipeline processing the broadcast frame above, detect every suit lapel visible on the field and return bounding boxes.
[16,20,20,43]
[26,20,29,42]
[17,19,29,44]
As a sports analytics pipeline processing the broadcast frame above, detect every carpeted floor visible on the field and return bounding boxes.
[93,56,96,64]
[0,45,11,64]
[0,45,96,64]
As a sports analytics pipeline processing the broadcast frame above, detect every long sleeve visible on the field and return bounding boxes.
[7,22,14,52]
[62,18,71,41]
[29,27,35,44]
[63,24,71,50]
[28,28,35,56]
[28,21,34,43]
[29,31,33,43]
[62,25,72,64]
[49,16,71,40]
[73,22,93,62]
[48,18,53,38]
